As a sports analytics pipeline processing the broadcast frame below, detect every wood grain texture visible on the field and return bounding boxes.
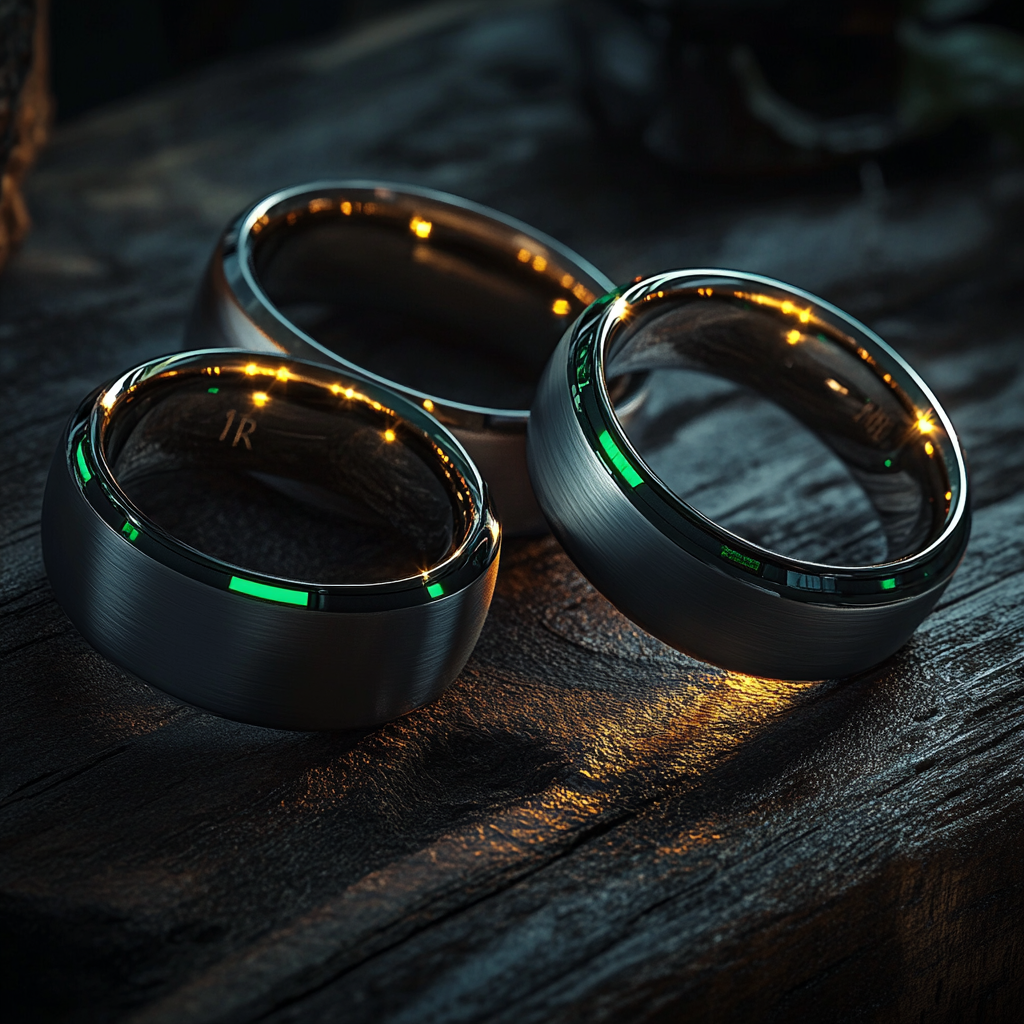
[1,4,1022,1021]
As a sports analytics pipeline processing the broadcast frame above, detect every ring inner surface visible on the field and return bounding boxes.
[606,290,952,567]
[251,197,600,411]
[101,364,468,584]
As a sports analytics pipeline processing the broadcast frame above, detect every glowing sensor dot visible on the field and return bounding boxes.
[410,216,432,239]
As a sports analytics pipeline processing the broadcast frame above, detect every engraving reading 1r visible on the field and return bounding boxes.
[219,409,257,449]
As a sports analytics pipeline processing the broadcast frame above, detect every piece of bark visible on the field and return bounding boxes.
[0,0,50,273]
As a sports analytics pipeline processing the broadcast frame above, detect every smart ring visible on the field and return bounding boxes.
[528,270,970,680]
[42,350,500,729]
[185,180,632,535]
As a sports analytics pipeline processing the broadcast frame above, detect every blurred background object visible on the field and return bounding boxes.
[0,0,50,272]
[46,1,1024,171]
[570,0,1024,173]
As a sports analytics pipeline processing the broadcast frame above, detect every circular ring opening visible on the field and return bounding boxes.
[244,184,613,414]
[91,353,484,588]
[594,273,965,576]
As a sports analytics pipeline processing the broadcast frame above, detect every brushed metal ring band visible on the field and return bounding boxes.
[185,180,616,536]
[42,350,500,730]
[527,269,971,680]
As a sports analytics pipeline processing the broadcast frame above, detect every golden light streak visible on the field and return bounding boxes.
[101,391,117,410]
[925,441,935,456]
[734,291,815,327]
[341,201,352,215]
[253,392,269,406]
[786,329,802,344]
[917,417,934,434]
[276,367,290,381]
[245,363,258,376]
[825,378,849,395]
[552,298,571,315]
[384,429,396,442]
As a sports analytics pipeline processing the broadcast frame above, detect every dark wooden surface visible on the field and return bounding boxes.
[2,3,1023,1021]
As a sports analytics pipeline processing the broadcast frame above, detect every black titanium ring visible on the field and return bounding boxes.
[527,270,971,680]
[42,350,501,729]
[186,180,617,536]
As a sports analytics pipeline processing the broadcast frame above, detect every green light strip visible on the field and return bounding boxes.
[75,441,92,484]
[720,544,761,573]
[228,576,309,606]
[880,577,897,591]
[427,582,445,599]
[598,430,642,488]
[208,387,219,394]
[121,520,139,543]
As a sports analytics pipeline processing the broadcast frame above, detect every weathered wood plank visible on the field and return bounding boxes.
[1,4,1022,1021]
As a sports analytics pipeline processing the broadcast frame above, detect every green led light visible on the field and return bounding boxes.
[427,582,445,599]
[121,520,139,543]
[598,430,642,488]
[720,544,761,573]
[228,576,309,606]
[75,440,92,483]
[208,387,219,394]
[880,577,897,591]
[884,459,892,468]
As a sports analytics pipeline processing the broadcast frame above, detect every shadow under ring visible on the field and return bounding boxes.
[527,269,970,680]
[42,350,501,729]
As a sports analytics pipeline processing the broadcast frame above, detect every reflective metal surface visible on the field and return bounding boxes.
[528,270,971,679]
[186,181,619,535]
[42,350,501,729]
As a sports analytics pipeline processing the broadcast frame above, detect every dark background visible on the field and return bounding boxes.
[50,0,423,120]
[5,3,1021,1021]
